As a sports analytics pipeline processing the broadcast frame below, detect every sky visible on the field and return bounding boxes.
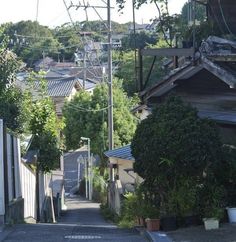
[0,0,187,28]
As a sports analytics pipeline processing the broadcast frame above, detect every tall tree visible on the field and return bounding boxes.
[53,23,83,61]
[26,72,63,172]
[121,31,157,50]
[131,96,222,190]
[0,34,29,132]
[1,21,62,65]
[63,79,137,159]
[114,39,168,96]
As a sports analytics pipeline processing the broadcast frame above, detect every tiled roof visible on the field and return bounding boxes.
[46,66,103,83]
[104,145,134,161]
[198,110,236,125]
[46,77,80,97]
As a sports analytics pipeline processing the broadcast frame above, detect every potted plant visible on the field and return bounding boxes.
[200,184,224,230]
[203,207,223,230]
[175,178,200,227]
[216,145,236,223]
[144,203,160,231]
[160,190,177,231]
[226,191,236,223]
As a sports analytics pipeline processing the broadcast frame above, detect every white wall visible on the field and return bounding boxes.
[38,172,51,214]
[21,163,36,219]
[0,120,5,216]
[7,134,13,201]
[14,138,22,198]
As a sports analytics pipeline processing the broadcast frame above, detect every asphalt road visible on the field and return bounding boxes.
[2,196,148,242]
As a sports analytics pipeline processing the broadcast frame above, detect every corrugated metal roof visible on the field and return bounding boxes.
[104,145,134,161]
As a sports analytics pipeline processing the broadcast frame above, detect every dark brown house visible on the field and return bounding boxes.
[140,36,236,146]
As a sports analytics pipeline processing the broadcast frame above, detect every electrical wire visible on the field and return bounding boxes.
[66,102,112,112]
[14,33,77,39]
[208,0,225,35]
[218,0,233,35]
[63,0,104,70]
[11,43,79,53]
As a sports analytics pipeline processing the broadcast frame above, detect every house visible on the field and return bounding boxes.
[45,76,82,117]
[139,36,236,146]
[33,57,55,71]
[104,145,143,214]
[16,72,97,117]
[128,23,149,34]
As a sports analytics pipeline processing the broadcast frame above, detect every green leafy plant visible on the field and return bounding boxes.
[27,72,64,172]
[63,78,137,163]
[132,96,223,217]
[200,184,225,220]
[100,203,119,223]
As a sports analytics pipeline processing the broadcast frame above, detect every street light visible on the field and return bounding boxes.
[80,137,92,200]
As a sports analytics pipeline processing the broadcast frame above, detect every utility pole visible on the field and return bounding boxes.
[81,137,91,200]
[107,0,114,150]
[83,34,87,90]
[63,0,114,150]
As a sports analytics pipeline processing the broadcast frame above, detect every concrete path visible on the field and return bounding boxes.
[1,196,148,242]
[58,196,111,226]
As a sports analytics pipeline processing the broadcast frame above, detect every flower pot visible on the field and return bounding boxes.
[145,218,160,231]
[161,216,177,231]
[138,217,146,227]
[203,218,219,230]
[227,207,236,223]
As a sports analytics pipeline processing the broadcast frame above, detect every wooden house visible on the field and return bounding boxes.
[140,36,236,146]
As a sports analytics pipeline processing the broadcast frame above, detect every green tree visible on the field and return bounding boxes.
[0,43,30,132]
[53,23,83,61]
[29,98,62,172]
[131,96,222,191]
[121,31,157,50]
[63,79,137,159]
[1,21,62,65]
[181,2,206,25]
[26,72,63,172]
[114,39,167,96]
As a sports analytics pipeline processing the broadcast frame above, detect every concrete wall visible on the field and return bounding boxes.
[7,198,24,224]
[108,180,122,215]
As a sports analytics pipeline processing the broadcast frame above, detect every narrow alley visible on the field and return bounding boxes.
[0,196,147,242]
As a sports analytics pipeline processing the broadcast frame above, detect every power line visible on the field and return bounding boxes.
[67,102,112,112]
[63,0,114,149]
[14,33,78,39]
[218,0,233,35]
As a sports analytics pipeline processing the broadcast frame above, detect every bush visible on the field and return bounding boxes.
[92,168,107,203]
[100,204,119,223]
[132,96,223,217]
